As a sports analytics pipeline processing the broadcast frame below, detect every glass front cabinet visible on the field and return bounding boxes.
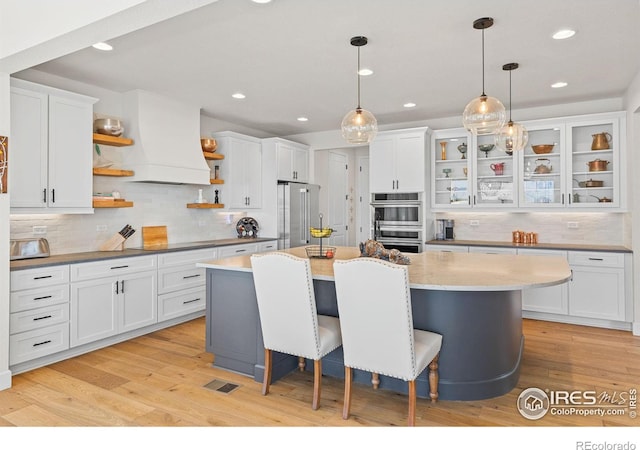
[430,112,625,211]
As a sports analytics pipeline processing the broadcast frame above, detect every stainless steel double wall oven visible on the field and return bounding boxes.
[371,192,423,253]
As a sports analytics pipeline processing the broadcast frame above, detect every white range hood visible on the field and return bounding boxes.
[122,90,210,185]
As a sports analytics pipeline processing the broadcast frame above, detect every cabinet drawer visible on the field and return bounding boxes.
[158,286,206,322]
[468,246,517,255]
[10,323,70,366]
[10,284,69,313]
[11,265,70,291]
[157,248,217,268]
[10,303,69,334]
[257,241,277,252]
[568,251,625,268]
[158,265,206,294]
[425,245,469,253]
[71,255,157,282]
[218,244,259,258]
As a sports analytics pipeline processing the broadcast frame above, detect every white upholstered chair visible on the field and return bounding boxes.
[333,257,442,426]
[250,252,342,410]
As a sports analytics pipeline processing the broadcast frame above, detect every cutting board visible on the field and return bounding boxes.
[142,226,167,249]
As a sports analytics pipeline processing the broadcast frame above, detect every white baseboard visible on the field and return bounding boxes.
[633,322,640,336]
[0,369,12,391]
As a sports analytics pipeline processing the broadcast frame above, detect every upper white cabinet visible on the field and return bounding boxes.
[431,112,626,211]
[263,137,309,183]
[9,78,97,214]
[214,131,262,209]
[370,127,429,193]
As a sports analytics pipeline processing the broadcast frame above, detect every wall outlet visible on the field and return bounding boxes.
[567,222,579,229]
[470,220,480,226]
[96,225,107,232]
[32,226,47,235]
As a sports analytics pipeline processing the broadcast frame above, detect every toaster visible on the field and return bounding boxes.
[10,238,50,260]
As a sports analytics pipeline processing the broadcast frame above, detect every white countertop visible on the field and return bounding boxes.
[197,246,572,292]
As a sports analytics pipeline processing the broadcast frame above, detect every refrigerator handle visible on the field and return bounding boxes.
[301,188,307,244]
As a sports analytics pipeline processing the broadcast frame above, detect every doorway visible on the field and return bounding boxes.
[327,151,348,246]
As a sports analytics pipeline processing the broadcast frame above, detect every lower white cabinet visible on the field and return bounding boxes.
[424,244,469,253]
[468,246,517,255]
[567,251,626,321]
[517,249,569,315]
[70,256,158,347]
[158,285,206,322]
[9,265,71,365]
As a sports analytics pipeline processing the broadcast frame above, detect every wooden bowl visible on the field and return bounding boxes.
[531,144,554,154]
[201,138,217,152]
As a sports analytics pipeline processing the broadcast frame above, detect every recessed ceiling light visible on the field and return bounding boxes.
[252,0,272,3]
[403,102,416,108]
[551,81,568,88]
[232,92,246,99]
[358,68,373,76]
[450,138,459,142]
[297,117,309,122]
[92,42,113,51]
[552,29,576,40]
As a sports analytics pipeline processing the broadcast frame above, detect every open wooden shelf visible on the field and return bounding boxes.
[210,179,224,184]
[93,199,134,208]
[186,203,224,209]
[93,133,134,147]
[93,167,135,177]
[203,151,224,160]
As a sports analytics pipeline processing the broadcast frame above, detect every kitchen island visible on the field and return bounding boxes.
[198,246,571,401]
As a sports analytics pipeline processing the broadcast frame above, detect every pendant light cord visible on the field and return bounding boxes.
[481,28,486,97]
[508,69,512,122]
[356,45,361,110]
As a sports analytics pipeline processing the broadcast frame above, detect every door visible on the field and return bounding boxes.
[327,152,348,246]
[369,135,395,192]
[70,277,118,347]
[395,132,425,192]
[357,156,370,243]
[119,270,157,333]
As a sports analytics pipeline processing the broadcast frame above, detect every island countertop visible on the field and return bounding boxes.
[197,245,571,292]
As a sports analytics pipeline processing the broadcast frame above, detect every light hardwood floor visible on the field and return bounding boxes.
[1,317,639,427]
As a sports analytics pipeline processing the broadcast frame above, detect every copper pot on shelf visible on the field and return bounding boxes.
[587,159,609,172]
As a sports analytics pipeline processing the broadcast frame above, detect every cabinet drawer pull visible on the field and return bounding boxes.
[33,315,53,321]
[43,188,47,203]
[183,274,201,279]
[110,265,129,270]
[52,188,55,203]
[33,340,52,347]
[33,275,53,280]
[183,298,201,305]
[33,295,53,301]
[588,257,604,261]
[235,249,247,253]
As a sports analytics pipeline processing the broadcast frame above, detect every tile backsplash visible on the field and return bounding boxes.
[433,211,631,247]
[10,180,250,255]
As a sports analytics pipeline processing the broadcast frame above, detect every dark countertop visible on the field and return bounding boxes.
[425,239,632,253]
[10,237,278,271]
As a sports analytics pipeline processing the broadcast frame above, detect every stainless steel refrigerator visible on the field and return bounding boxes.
[277,181,321,249]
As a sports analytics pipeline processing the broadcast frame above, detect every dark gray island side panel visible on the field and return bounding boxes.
[206,268,524,401]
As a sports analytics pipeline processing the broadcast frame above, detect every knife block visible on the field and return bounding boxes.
[99,233,126,251]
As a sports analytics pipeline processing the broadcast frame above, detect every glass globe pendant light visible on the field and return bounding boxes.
[462,17,506,135]
[341,36,378,144]
[495,63,528,155]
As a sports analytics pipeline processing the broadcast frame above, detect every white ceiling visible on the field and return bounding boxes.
[19,0,640,136]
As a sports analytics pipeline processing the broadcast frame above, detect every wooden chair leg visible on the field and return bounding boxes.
[371,372,380,390]
[429,353,440,403]
[298,356,305,372]
[343,366,352,420]
[408,379,416,427]
[262,348,272,396]
[312,359,322,410]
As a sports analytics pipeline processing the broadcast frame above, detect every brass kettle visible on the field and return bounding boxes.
[591,132,612,150]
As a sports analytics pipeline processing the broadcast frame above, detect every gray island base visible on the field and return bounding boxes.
[201,246,570,401]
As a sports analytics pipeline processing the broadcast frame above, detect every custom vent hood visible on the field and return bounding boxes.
[122,90,210,185]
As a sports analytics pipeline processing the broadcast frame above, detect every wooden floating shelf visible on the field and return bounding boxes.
[93,133,134,147]
[186,203,224,209]
[93,167,135,177]
[210,179,224,184]
[93,199,134,208]
[203,151,224,160]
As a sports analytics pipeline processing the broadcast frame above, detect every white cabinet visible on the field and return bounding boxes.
[264,138,309,182]
[257,240,277,252]
[370,127,428,193]
[517,248,569,314]
[217,240,277,258]
[431,112,626,211]
[567,251,627,321]
[70,256,157,347]
[9,78,97,213]
[425,244,469,253]
[468,246,516,255]
[9,265,71,365]
[157,248,216,322]
[214,131,262,209]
